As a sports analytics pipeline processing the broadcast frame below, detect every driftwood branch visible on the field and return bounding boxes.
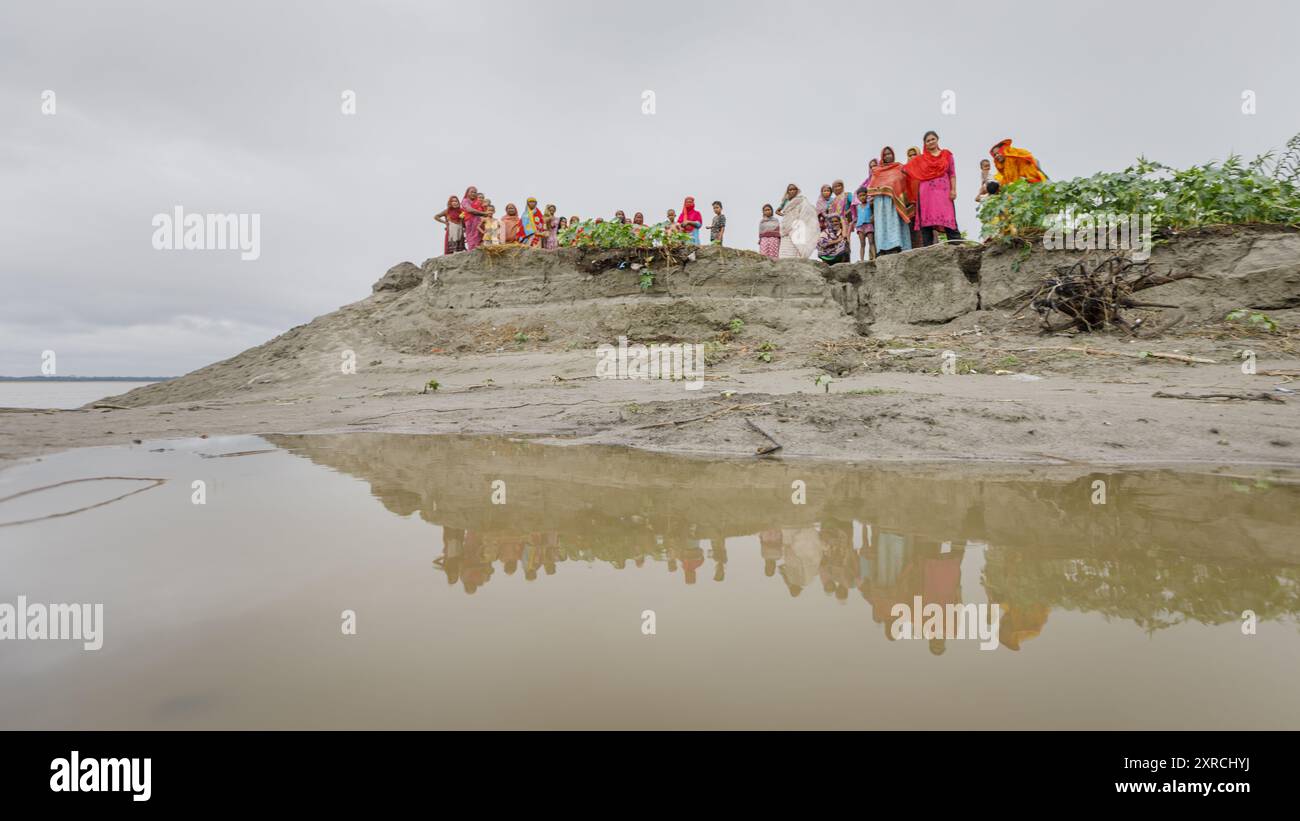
[1023,256,1198,334]
[744,418,784,455]
[1152,391,1284,403]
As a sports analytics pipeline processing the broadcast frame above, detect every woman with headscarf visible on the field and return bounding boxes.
[461,186,489,250]
[814,184,833,216]
[858,157,880,192]
[827,179,853,241]
[778,184,819,259]
[501,203,525,244]
[816,211,850,264]
[434,194,466,254]
[906,130,960,246]
[990,138,1047,185]
[521,197,545,247]
[904,147,923,248]
[676,197,703,244]
[866,147,913,255]
[758,203,781,259]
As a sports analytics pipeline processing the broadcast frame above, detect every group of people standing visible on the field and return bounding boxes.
[434,189,727,254]
[780,133,1045,264]
[435,135,1044,264]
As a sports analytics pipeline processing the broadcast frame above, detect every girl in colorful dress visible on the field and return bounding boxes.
[434,195,466,254]
[758,204,781,259]
[479,204,501,246]
[521,197,545,247]
[543,204,559,250]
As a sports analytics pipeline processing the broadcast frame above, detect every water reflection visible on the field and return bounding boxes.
[268,434,1300,648]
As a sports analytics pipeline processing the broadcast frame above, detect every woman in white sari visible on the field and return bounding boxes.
[777,184,819,258]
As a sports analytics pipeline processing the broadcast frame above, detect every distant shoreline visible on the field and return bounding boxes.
[0,376,172,382]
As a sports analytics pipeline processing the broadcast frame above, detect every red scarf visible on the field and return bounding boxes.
[905,148,953,183]
[677,199,702,228]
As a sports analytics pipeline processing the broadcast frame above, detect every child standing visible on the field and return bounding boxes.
[758,204,780,259]
[435,195,466,255]
[854,187,874,261]
[709,201,726,245]
[479,204,501,246]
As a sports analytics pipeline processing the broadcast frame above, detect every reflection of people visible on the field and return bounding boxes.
[818,519,856,602]
[710,539,728,582]
[760,529,783,577]
[984,548,1050,650]
[779,527,823,597]
[922,542,965,655]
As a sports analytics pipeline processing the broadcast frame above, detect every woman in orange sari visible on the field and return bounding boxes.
[866,147,913,255]
[990,138,1047,185]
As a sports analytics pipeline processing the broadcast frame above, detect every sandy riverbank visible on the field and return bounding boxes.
[2,339,1298,470]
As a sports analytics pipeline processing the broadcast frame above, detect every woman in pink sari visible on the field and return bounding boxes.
[905,130,960,245]
[461,186,489,250]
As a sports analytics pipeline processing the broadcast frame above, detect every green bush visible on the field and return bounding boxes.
[558,219,694,250]
[979,134,1300,238]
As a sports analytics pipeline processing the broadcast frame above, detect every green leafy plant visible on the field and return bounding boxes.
[1226,309,1280,333]
[558,219,693,251]
[424,378,440,392]
[756,341,776,363]
[979,134,1300,239]
[729,318,745,334]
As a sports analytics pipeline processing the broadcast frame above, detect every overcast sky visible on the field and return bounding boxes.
[3,0,1298,375]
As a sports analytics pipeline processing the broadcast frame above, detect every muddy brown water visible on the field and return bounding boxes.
[1,433,1297,729]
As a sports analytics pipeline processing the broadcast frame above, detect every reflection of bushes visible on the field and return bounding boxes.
[984,548,1300,632]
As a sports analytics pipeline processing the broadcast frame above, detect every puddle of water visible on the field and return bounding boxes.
[1,433,1297,729]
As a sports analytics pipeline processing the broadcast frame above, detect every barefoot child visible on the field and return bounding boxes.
[479,204,501,246]
[709,201,726,245]
[854,187,875,261]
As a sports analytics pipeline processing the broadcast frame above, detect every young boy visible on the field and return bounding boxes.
[709,201,726,245]
[854,187,874,261]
